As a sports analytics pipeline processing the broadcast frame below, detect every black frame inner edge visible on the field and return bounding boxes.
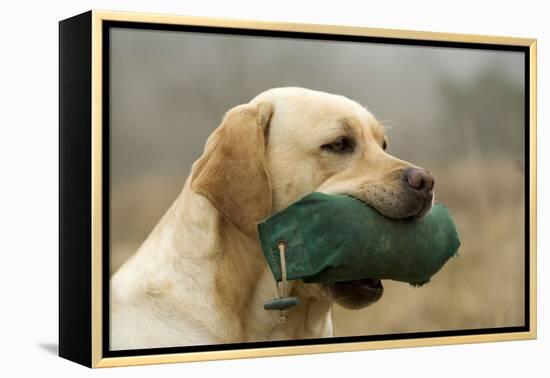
[101,20,531,359]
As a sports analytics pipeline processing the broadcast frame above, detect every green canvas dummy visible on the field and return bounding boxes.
[258,192,460,287]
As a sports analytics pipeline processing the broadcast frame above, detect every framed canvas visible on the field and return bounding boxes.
[59,10,537,368]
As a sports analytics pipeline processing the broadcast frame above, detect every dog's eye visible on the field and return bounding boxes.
[383,139,388,150]
[322,137,354,153]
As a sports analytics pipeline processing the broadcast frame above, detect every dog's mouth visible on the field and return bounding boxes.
[347,191,434,220]
[323,278,384,310]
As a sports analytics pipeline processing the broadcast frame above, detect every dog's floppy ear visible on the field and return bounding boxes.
[191,102,273,236]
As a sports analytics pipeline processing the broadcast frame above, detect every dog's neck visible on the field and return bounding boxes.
[139,178,334,343]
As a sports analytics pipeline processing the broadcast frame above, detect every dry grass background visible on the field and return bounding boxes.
[108,28,526,336]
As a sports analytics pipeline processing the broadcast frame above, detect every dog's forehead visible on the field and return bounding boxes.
[262,88,365,114]
[253,87,378,135]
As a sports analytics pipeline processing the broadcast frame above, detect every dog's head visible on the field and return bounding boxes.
[191,87,434,310]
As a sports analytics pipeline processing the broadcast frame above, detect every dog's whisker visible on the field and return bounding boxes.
[379,119,400,129]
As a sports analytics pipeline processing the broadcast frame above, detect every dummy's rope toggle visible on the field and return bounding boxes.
[263,240,300,324]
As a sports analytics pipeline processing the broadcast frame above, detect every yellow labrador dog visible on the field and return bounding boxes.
[110,87,434,350]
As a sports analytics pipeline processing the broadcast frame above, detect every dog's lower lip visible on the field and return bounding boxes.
[328,278,384,309]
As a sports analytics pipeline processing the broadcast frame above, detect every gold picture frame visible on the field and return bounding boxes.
[59,9,537,368]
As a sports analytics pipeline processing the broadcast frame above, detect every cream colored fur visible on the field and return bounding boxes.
[110,87,426,350]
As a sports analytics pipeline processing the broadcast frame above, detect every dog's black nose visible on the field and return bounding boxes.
[404,167,434,192]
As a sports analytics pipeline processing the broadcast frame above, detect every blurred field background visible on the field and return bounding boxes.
[109,27,525,335]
